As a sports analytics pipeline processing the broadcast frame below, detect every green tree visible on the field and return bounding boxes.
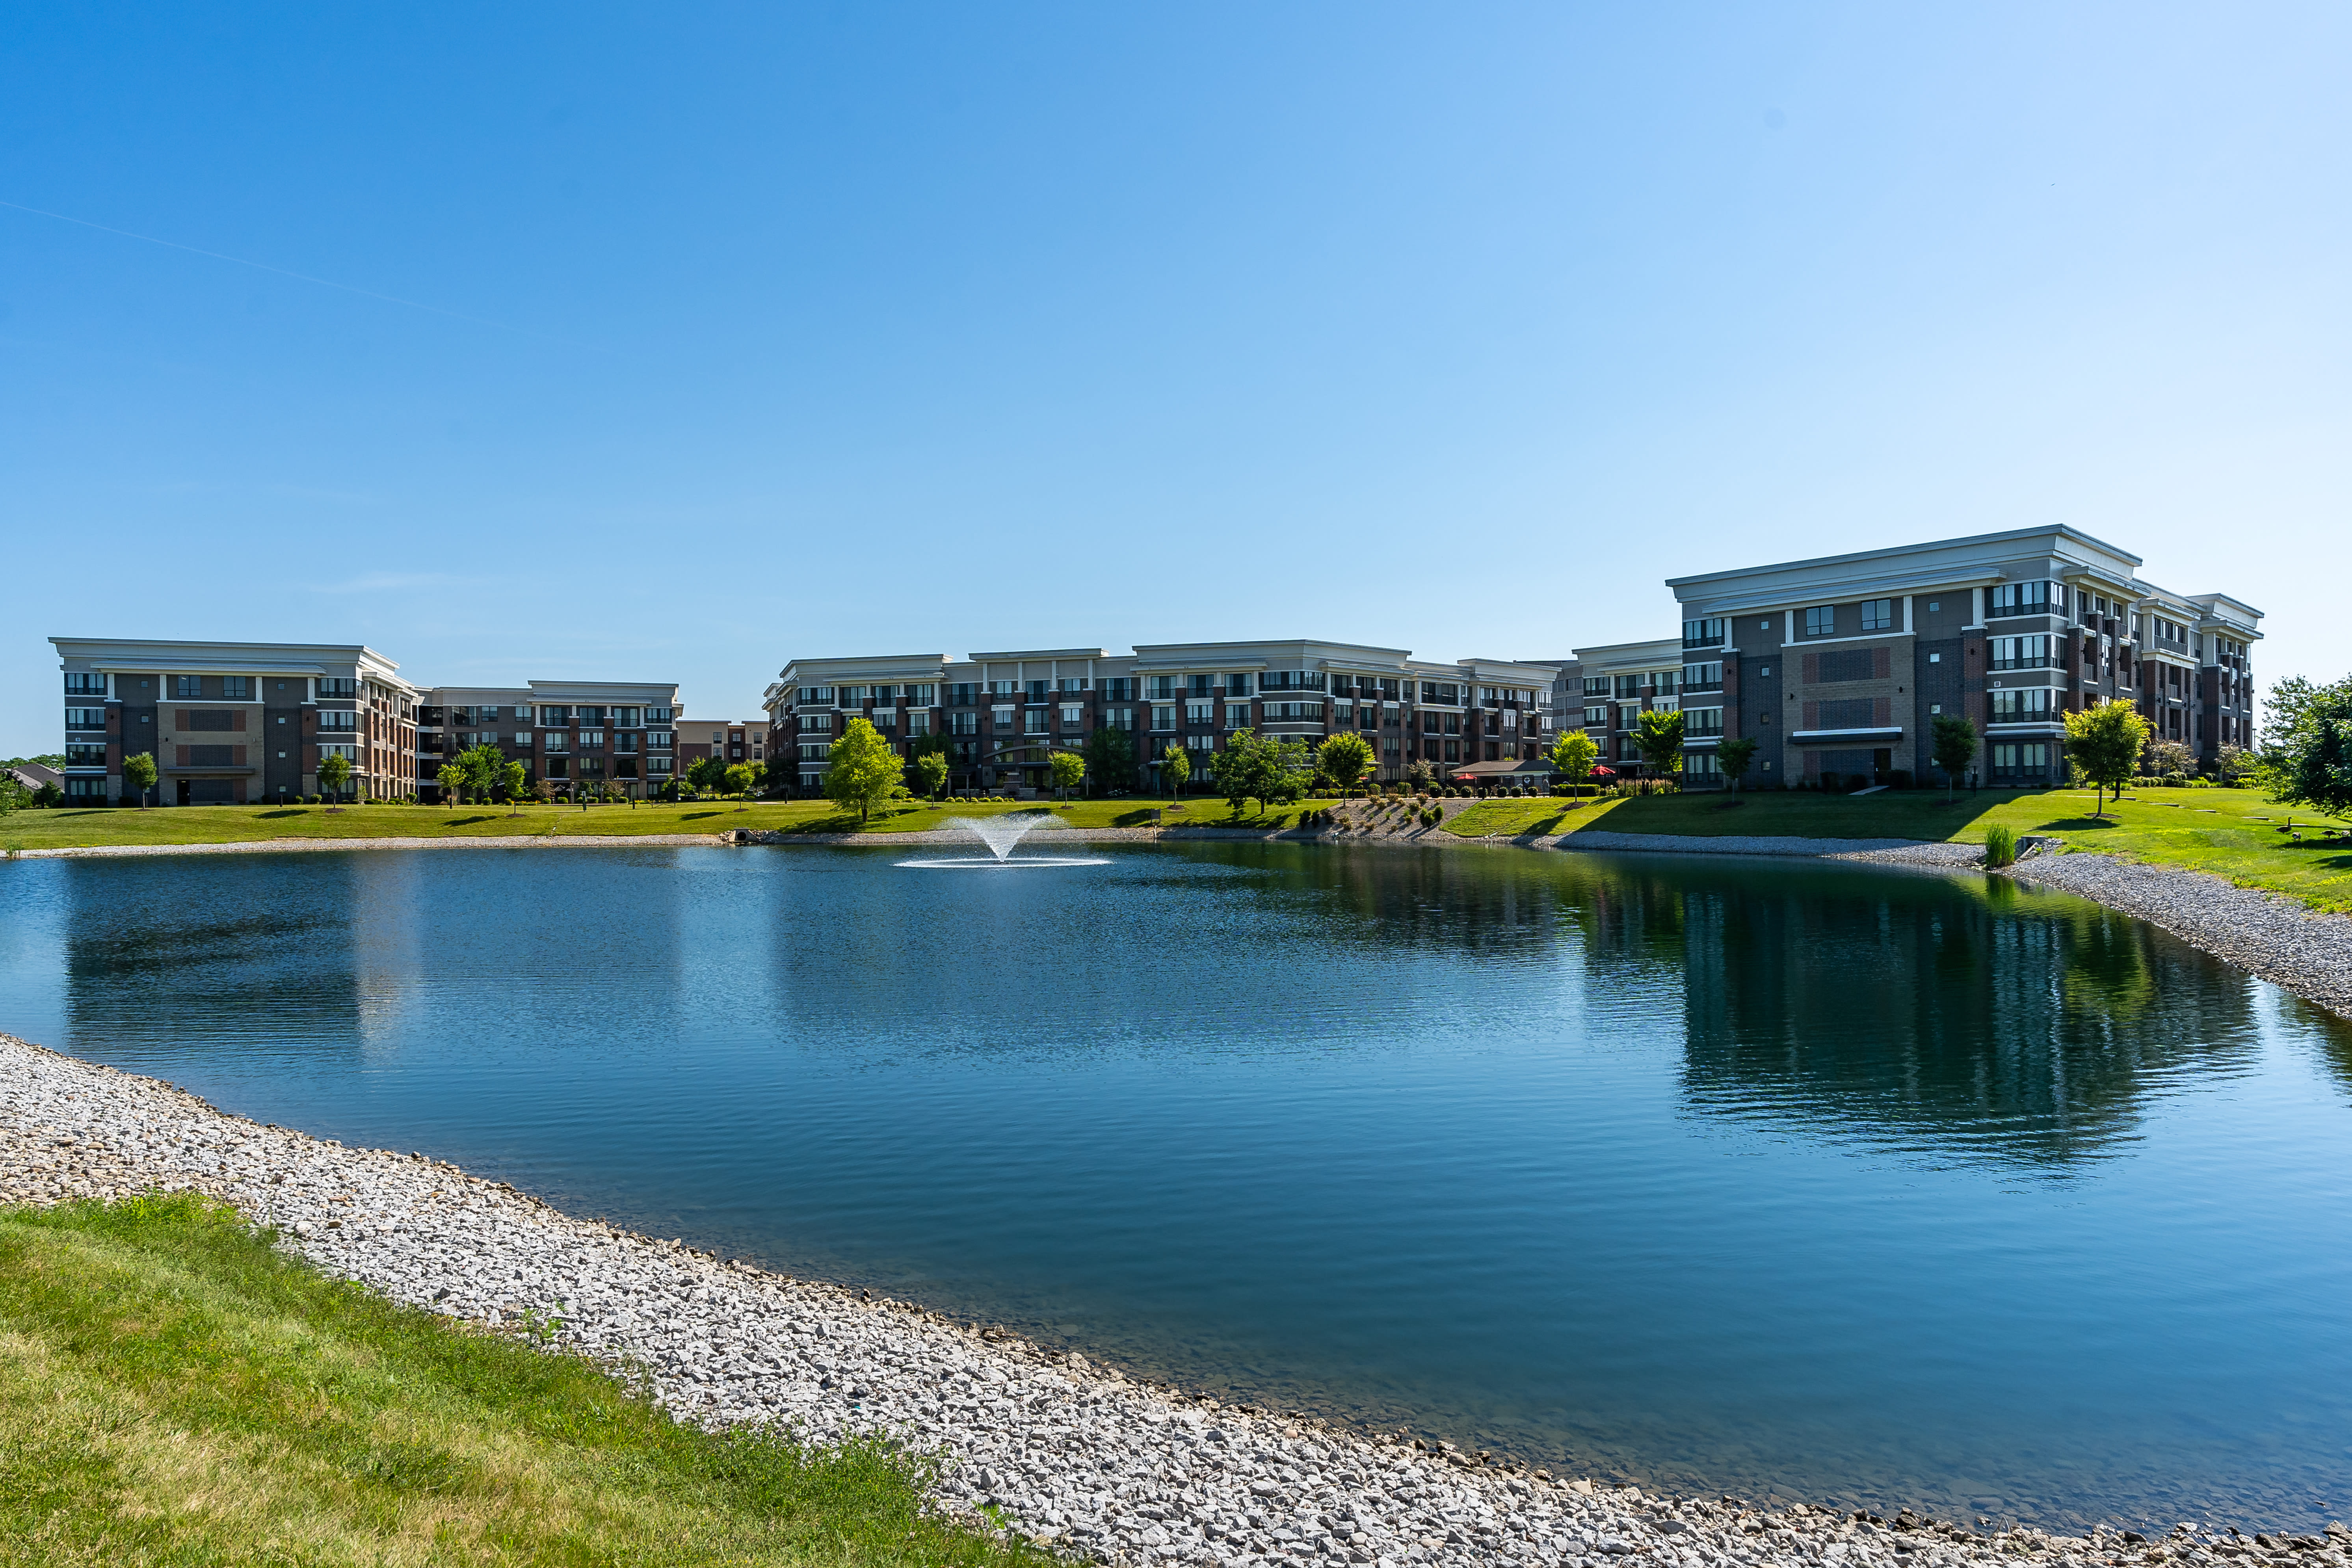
[1160,742,1190,798]
[0,772,27,822]
[1715,736,1758,792]
[498,760,528,811]
[316,752,352,807]
[1404,756,1435,791]
[436,763,467,804]
[822,717,900,822]
[723,763,755,798]
[2261,674,2352,820]
[122,751,158,809]
[1548,730,1598,797]
[1048,750,1086,800]
[1083,725,1135,795]
[2062,700,2152,820]
[915,751,949,799]
[1930,714,1980,802]
[2146,738,2194,778]
[686,755,728,795]
[1317,732,1374,797]
[1632,709,1685,779]
[1209,729,1311,817]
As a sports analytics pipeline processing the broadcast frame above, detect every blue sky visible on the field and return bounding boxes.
[4,4,2345,752]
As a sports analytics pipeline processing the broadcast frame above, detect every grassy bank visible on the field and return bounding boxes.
[1443,787,2352,914]
[0,795,1344,850]
[0,1192,1041,1567]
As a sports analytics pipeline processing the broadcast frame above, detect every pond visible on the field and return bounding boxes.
[2,842,2348,1531]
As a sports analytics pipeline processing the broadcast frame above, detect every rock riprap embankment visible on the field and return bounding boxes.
[5,1032,2346,1568]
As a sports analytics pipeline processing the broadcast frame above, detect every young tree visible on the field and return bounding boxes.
[2146,738,2194,778]
[2062,700,2151,820]
[121,751,158,808]
[1632,709,1686,779]
[1083,724,1135,795]
[1715,736,1759,792]
[1160,742,1190,798]
[822,716,901,822]
[454,741,506,803]
[723,762,755,798]
[1404,756,1435,791]
[684,755,725,795]
[1317,732,1375,797]
[498,760,528,812]
[1049,749,1086,800]
[1930,714,1980,803]
[746,760,768,794]
[1548,730,1598,798]
[436,762,467,804]
[2214,742,2252,787]
[1209,731,1261,815]
[916,750,950,799]
[0,772,27,823]
[316,752,353,807]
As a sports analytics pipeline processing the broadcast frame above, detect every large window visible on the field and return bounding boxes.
[1803,605,1836,637]
[1682,617,1728,649]
[222,676,250,699]
[1586,705,1610,726]
[65,707,106,729]
[1151,705,1176,731]
[1685,751,1720,778]
[1227,705,1250,729]
[949,711,978,735]
[1682,662,1723,690]
[1226,673,1252,696]
[1024,709,1049,733]
[1583,676,1610,697]
[1684,707,1724,737]
[318,710,358,732]
[174,675,202,698]
[1859,599,1893,632]
[1989,580,2054,615]
[1990,688,2054,722]
[946,683,977,706]
[319,678,358,699]
[1992,635,2053,670]
[1060,705,1084,727]
[1184,701,1214,725]
[802,712,833,732]
[64,673,104,695]
[1101,678,1132,701]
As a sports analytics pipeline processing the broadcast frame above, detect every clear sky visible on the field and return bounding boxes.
[4,4,2345,753]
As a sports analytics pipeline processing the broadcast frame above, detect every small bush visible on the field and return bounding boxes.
[1984,824,2019,868]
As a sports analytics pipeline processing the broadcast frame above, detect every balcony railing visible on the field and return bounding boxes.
[1990,657,2061,671]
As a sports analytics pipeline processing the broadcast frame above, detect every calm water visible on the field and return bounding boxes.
[3,843,2349,1531]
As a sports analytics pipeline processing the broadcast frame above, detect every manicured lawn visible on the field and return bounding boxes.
[1435,786,2352,914]
[0,795,1339,851]
[1441,796,1632,838]
[0,1192,1044,1568]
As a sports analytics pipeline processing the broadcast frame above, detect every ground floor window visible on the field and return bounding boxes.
[1685,751,1720,779]
[66,777,107,802]
[1990,743,2050,772]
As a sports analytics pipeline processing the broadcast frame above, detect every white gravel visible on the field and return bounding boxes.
[7,1033,2350,1568]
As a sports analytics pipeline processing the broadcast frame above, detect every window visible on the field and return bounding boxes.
[990,680,1018,698]
[1226,673,1251,696]
[1990,688,2054,722]
[319,678,357,699]
[1226,704,1250,728]
[65,707,106,729]
[1185,701,1214,725]
[1683,662,1723,690]
[1359,707,1379,731]
[1028,681,1052,702]
[1992,635,2052,670]
[1685,751,1720,778]
[1443,740,1460,763]
[1652,671,1679,696]
[1102,678,1132,701]
[1586,705,1610,727]
[1023,709,1050,733]
[222,676,250,699]
[1584,677,1610,698]
[174,675,202,698]
[1682,617,1728,648]
[65,672,104,695]
[614,732,640,753]
[1804,605,1836,637]
[1060,705,1084,727]
[318,710,358,732]
[1684,707,1724,737]
[647,730,671,750]
[1058,678,1086,694]
[1989,580,2053,615]
[1614,675,1641,698]
[798,743,833,762]
[990,705,1015,728]
[1102,707,1133,731]
[578,729,606,748]
[948,711,978,735]
[1860,599,1893,632]
[906,712,931,737]
[1151,705,1177,732]
[870,710,896,731]
[1991,743,2051,772]
[1419,681,1460,705]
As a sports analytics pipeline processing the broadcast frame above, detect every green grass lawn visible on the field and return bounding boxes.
[0,795,1339,851]
[1439,786,2352,913]
[0,1192,1047,1568]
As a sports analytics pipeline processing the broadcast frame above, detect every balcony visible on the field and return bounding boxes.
[1990,657,2061,671]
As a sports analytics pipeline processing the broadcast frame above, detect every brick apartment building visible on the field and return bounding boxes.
[48,638,681,804]
[1650,526,2261,789]
[764,640,1558,795]
[673,720,768,778]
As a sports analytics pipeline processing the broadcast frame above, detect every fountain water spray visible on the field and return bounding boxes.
[898,811,1110,869]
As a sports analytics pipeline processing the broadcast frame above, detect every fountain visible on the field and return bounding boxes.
[897,812,1110,869]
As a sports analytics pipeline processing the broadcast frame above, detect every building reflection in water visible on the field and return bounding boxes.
[1668,865,2264,1168]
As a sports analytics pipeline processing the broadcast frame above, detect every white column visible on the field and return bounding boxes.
[1902,595,1914,634]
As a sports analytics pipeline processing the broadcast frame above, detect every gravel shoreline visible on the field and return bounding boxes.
[6,1032,2348,1568]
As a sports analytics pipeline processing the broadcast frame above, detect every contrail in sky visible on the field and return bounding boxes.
[0,196,588,346]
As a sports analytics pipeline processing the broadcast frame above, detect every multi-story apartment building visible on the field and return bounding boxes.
[48,638,419,805]
[415,682,682,802]
[1663,526,2262,790]
[49,638,681,805]
[1547,639,1690,781]
[765,641,1558,795]
[673,720,768,778]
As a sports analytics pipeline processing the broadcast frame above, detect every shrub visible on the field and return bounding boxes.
[1984,824,2019,868]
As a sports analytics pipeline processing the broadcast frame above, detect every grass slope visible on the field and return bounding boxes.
[0,796,1338,850]
[1443,787,2352,913]
[0,1193,1046,1568]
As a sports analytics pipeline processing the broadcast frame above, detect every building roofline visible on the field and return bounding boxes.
[1661,524,2144,591]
